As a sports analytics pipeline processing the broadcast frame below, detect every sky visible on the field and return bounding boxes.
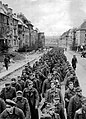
[1,0,86,36]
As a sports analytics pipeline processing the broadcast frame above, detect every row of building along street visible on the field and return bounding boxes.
[0,1,45,53]
[58,20,86,51]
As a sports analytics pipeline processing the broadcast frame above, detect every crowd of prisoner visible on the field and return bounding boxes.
[0,47,86,119]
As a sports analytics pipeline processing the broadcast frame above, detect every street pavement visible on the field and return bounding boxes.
[0,52,44,79]
[0,50,50,91]
[65,50,86,97]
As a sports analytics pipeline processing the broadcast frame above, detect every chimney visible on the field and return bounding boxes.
[8,8,13,15]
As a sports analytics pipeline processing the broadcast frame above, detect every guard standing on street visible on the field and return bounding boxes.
[71,55,78,70]
[4,55,9,70]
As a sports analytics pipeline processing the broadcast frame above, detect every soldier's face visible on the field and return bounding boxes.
[17,93,22,97]
[11,80,16,84]
[53,99,59,104]
[18,77,21,81]
[5,85,11,90]
[17,93,22,100]
[6,106,14,114]
[51,83,55,88]
[23,72,26,76]
[48,74,52,80]
[77,91,82,97]
[69,84,73,90]
[28,84,33,89]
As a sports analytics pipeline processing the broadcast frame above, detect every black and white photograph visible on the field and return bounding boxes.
[0,0,86,119]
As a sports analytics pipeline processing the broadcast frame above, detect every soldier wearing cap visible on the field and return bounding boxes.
[22,65,31,76]
[55,79,61,89]
[21,72,29,82]
[71,55,78,70]
[0,99,25,119]
[11,78,22,91]
[0,82,16,100]
[17,76,25,91]
[45,81,64,106]
[13,90,31,119]
[30,73,39,92]
[52,97,65,119]
[68,87,83,119]
[42,73,52,98]
[23,80,39,119]
[74,97,86,119]
[64,81,76,116]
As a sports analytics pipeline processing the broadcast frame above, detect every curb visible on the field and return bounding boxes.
[0,53,43,80]
[0,51,45,80]
[0,58,36,80]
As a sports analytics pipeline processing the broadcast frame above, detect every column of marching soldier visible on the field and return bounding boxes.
[0,48,86,119]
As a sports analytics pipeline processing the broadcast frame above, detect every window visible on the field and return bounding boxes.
[14,29,16,35]
[14,39,16,45]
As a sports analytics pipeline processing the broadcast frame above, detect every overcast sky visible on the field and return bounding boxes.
[2,0,86,36]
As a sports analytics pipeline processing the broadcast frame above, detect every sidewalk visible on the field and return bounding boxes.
[65,50,86,96]
[0,52,43,79]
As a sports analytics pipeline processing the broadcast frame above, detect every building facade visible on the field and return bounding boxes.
[0,1,9,51]
[38,32,45,49]
[0,1,19,52]
[76,21,86,46]
[0,1,45,52]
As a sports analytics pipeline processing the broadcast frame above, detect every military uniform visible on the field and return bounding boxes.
[42,79,51,98]
[54,103,65,119]
[11,83,22,91]
[74,97,86,119]
[0,99,25,119]
[68,95,82,119]
[41,97,65,119]
[45,88,64,106]
[74,108,86,119]
[17,80,25,91]
[0,98,6,114]
[23,87,39,119]
[0,87,16,100]
[71,56,77,70]
[64,88,75,111]
[0,107,25,119]
[13,97,31,119]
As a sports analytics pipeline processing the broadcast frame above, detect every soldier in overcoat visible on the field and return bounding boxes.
[23,80,39,119]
